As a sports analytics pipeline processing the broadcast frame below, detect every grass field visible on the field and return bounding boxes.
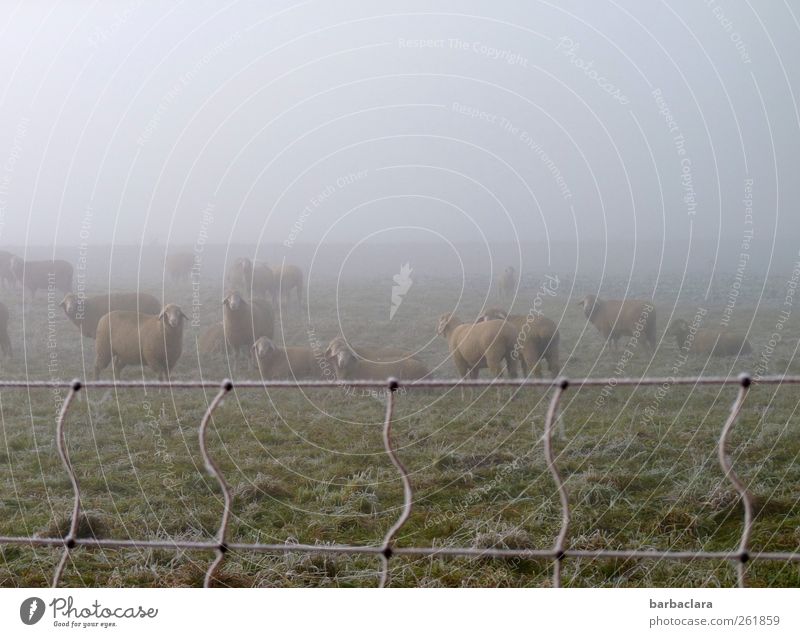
[0,270,798,587]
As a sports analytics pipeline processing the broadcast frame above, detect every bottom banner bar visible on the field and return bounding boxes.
[1,588,797,637]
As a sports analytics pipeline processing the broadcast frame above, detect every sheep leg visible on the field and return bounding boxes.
[452,352,469,400]
[546,348,561,377]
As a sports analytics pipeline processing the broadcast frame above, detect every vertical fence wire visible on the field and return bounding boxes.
[199,380,234,587]
[378,379,413,588]
[52,380,83,587]
[717,373,753,588]
[543,379,570,587]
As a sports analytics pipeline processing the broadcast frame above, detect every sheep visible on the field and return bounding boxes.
[234,257,275,302]
[0,301,12,359]
[197,322,226,356]
[323,335,415,364]
[667,319,752,356]
[578,294,657,351]
[10,257,73,297]
[94,304,188,380]
[0,251,17,288]
[326,338,430,381]
[437,312,519,380]
[222,290,274,358]
[272,263,304,308]
[251,337,323,379]
[60,292,161,339]
[165,252,195,283]
[476,308,561,377]
[497,266,517,301]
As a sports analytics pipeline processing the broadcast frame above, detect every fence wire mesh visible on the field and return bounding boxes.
[0,374,798,588]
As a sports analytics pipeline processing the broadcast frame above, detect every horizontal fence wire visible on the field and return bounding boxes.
[0,373,798,588]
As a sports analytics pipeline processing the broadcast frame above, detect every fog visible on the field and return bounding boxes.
[0,1,798,280]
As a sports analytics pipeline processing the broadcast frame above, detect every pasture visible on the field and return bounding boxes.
[0,265,798,587]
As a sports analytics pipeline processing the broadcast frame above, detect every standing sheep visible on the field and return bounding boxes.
[235,257,275,302]
[477,308,561,377]
[437,313,519,380]
[94,304,188,380]
[0,251,17,288]
[272,263,304,309]
[325,338,429,381]
[252,337,323,379]
[578,294,657,351]
[60,292,161,338]
[222,290,274,358]
[0,301,13,359]
[497,266,517,301]
[10,257,73,297]
[165,252,195,283]
[666,319,752,356]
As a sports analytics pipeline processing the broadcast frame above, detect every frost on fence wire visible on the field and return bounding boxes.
[0,375,798,588]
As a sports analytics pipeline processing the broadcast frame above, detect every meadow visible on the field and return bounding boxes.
[0,266,798,587]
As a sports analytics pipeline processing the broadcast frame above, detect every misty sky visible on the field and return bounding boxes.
[0,1,798,265]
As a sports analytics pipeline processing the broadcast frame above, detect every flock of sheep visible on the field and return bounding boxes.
[0,251,755,386]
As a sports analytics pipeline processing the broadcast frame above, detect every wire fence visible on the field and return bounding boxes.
[0,373,798,588]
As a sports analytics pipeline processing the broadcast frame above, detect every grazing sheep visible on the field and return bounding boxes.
[60,292,161,338]
[165,252,195,283]
[94,304,188,380]
[197,322,226,356]
[222,290,274,358]
[0,301,12,358]
[323,336,414,364]
[272,263,304,308]
[10,257,73,297]
[326,338,429,381]
[667,319,752,356]
[477,308,561,377]
[0,251,17,288]
[235,257,275,301]
[497,266,517,301]
[437,313,519,380]
[252,337,323,379]
[578,294,657,351]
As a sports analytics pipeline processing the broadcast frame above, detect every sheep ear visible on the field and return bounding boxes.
[158,309,166,321]
[180,310,189,321]
[59,299,66,308]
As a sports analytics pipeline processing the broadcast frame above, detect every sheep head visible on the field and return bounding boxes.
[252,336,277,359]
[60,293,78,317]
[578,295,600,320]
[333,346,356,370]
[159,304,188,328]
[222,290,244,311]
[667,319,690,340]
[323,336,347,360]
[323,336,357,370]
[236,257,253,277]
[437,313,459,336]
